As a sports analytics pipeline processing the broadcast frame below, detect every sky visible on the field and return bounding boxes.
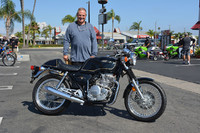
[0,0,199,36]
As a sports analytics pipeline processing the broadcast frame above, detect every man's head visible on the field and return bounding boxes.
[76,8,87,25]
[184,33,188,37]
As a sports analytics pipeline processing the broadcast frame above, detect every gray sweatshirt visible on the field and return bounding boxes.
[63,21,98,62]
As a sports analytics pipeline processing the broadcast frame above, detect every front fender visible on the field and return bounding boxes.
[123,77,154,98]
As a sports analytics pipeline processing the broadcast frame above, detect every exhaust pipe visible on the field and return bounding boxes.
[44,86,84,104]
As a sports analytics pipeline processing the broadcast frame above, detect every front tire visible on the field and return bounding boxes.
[124,80,167,122]
[2,54,16,66]
[32,74,71,115]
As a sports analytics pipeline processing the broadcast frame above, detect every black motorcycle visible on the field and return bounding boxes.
[30,45,167,122]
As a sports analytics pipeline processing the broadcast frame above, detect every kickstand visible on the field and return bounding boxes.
[100,106,106,115]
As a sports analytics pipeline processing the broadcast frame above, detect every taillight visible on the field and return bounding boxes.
[30,65,35,70]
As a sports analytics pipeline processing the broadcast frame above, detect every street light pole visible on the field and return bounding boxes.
[87,0,90,23]
[198,0,200,45]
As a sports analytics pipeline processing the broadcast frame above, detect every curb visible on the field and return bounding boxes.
[133,69,200,95]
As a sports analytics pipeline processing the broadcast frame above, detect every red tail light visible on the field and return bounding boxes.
[30,65,35,70]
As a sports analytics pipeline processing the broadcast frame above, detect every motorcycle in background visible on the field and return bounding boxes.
[30,43,167,122]
[165,44,180,59]
[134,45,169,61]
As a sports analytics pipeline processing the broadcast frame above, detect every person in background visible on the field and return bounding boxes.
[10,35,19,53]
[177,35,183,59]
[2,36,10,47]
[63,7,98,65]
[181,33,195,65]
[144,36,151,59]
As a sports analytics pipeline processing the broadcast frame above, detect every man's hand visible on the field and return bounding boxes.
[63,55,69,61]
[90,56,95,58]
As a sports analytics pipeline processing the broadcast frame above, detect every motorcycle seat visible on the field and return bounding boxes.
[43,59,81,72]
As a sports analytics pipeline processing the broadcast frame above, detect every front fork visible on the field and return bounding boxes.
[126,69,145,99]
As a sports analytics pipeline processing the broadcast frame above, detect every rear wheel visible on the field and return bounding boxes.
[153,56,158,61]
[32,75,71,115]
[2,54,16,66]
[124,80,167,122]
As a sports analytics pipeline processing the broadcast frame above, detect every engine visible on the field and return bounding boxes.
[87,74,116,101]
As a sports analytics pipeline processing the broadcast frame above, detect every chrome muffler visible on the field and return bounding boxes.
[44,86,84,104]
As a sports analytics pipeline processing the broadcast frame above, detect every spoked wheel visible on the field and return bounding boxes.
[153,56,158,61]
[124,80,167,122]
[32,75,71,115]
[10,51,17,59]
[2,54,16,66]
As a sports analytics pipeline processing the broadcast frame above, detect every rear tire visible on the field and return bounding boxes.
[153,56,158,61]
[124,80,167,122]
[32,74,71,115]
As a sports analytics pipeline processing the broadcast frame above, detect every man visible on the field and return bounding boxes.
[10,35,19,53]
[181,33,195,65]
[144,36,151,59]
[2,36,10,47]
[63,8,98,65]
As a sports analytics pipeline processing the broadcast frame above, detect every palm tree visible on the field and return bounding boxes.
[146,29,154,39]
[107,9,121,39]
[47,25,53,44]
[62,15,76,25]
[41,27,49,44]
[20,0,25,47]
[0,0,21,38]
[15,31,22,38]
[26,0,36,47]
[25,21,40,45]
[129,21,143,39]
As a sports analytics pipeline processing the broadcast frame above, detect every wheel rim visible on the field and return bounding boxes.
[36,78,66,110]
[127,83,162,118]
[3,54,15,66]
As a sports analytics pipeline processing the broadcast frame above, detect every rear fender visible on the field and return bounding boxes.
[123,77,154,98]
[30,70,49,83]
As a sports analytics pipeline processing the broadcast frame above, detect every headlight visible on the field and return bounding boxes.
[129,52,137,66]
[121,52,137,66]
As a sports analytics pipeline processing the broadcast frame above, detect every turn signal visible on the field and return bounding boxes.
[131,87,136,91]
[124,57,128,62]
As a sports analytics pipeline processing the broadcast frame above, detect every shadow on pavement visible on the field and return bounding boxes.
[22,101,148,122]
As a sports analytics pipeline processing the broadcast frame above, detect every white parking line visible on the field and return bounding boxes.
[0,86,13,90]
[0,117,3,125]
[176,64,200,67]
[0,73,17,76]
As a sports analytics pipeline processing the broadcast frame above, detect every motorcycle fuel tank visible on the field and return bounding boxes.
[81,57,117,73]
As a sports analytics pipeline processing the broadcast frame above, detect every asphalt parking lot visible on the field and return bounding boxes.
[0,48,199,133]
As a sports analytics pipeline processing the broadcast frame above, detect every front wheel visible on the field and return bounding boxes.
[2,54,16,66]
[32,74,71,115]
[124,80,167,122]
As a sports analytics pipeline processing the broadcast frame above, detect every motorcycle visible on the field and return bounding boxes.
[0,44,16,66]
[134,45,169,61]
[165,44,180,59]
[30,44,167,122]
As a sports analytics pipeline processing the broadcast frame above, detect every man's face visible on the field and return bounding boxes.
[77,10,86,24]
